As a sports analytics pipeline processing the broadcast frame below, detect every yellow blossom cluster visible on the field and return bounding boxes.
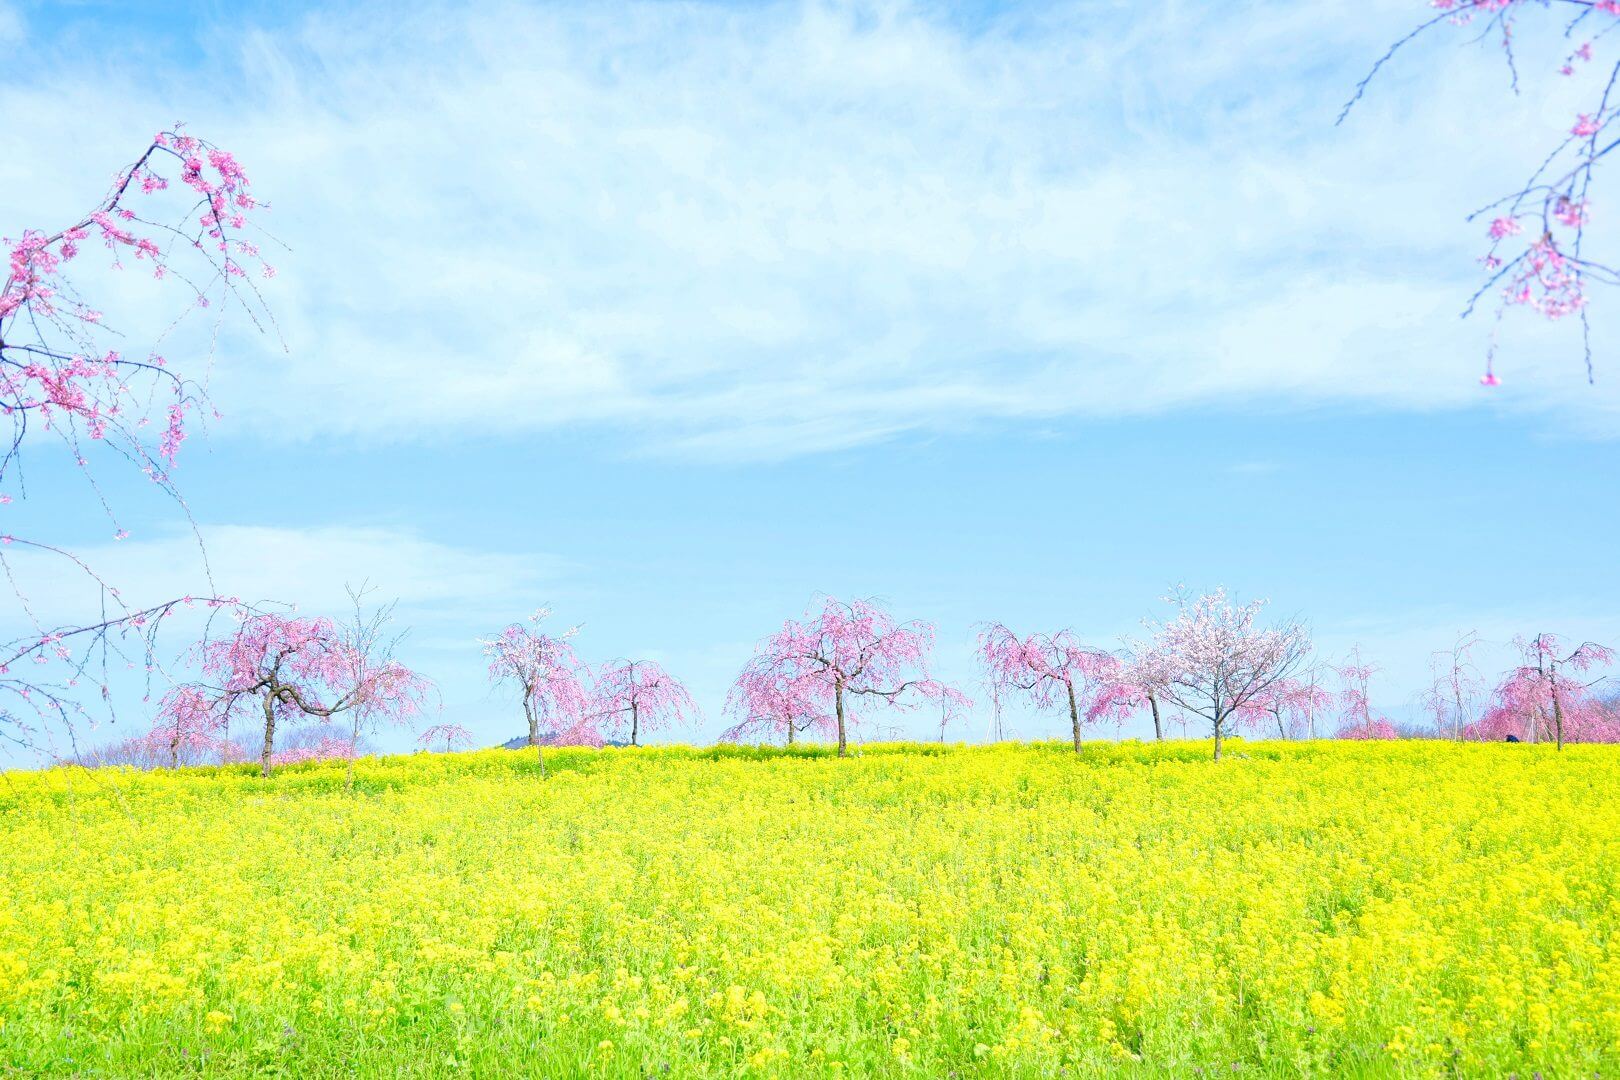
[1,740,1618,1075]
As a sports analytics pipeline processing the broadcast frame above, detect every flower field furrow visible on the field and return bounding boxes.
[2,741,1619,1076]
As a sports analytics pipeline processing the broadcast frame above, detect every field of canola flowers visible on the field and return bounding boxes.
[2,740,1620,1077]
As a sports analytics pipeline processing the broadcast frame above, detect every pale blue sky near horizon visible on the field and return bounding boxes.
[2,0,1617,761]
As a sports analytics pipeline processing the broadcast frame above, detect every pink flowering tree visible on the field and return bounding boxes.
[589,659,699,746]
[162,611,430,778]
[79,684,239,769]
[1347,2,1620,383]
[1333,648,1399,740]
[482,609,594,775]
[977,624,1114,753]
[1466,633,1616,747]
[145,684,231,768]
[721,662,831,747]
[736,597,937,757]
[78,722,247,769]
[1133,588,1312,761]
[0,129,273,750]
[920,679,973,742]
[1086,649,1180,741]
[417,723,475,754]
[1240,676,1335,741]
[272,726,372,768]
[1335,720,1401,741]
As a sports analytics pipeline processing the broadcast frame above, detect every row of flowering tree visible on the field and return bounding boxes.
[972,589,1313,761]
[715,591,1620,759]
[89,592,1620,773]
[95,603,706,779]
[481,608,700,775]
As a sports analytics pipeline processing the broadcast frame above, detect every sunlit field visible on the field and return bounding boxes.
[3,741,1618,1076]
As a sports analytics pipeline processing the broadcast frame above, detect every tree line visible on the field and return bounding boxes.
[74,587,1617,777]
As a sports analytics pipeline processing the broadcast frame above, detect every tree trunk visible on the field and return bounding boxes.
[346,714,360,794]
[1066,681,1082,754]
[630,701,639,747]
[1550,670,1566,751]
[525,692,546,778]
[1150,696,1163,741]
[260,692,277,779]
[835,679,848,757]
[1276,710,1288,740]
[786,720,795,747]
[170,731,180,769]
[1212,716,1224,762]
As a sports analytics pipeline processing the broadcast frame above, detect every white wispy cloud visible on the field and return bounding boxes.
[1,524,571,634]
[1,0,1615,460]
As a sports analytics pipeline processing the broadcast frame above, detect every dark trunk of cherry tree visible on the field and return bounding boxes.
[1550,662,1566,751]
[1276,710,1288,740]
[786,720,795,747]
[630,701,639,747]
[1150,696,1162,741]
[525,688,546,777]
[346,712,361,794]
[260,692,278,779]
[1213,721,1224,762]
[1066,681,1082,754]
[835,679,848,757]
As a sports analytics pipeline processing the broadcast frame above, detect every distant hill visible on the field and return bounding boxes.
[498,734,630,750]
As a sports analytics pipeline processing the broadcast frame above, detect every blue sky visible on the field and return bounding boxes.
[3,0,1618,758]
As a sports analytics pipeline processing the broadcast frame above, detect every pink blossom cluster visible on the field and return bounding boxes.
[1503,236,1588,320]
[271,735,357,766]
[141,684,232,765]
[978,623,1115,748]
[1238,677,1334,740]
[1430,0,1620,19]
[159,612,431,776]
[1334,719,1401,740]
[1330,650,1400,740]
[481,611,597,749]
[1,129,273,482]
[590,659,698,746]
[722,660,831,745]
[725,597,940,754]
[1373,2,1620,384]
[1463,635,1620,743]
[417,723,475,752]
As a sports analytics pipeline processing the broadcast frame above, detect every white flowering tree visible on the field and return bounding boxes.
[1134,588,1312,761]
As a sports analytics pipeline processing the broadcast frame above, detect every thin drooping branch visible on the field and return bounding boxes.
[1,128,279,753]
[1347,1,1620,383]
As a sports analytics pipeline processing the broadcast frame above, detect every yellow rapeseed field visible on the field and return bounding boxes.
[2,740,1618,1076]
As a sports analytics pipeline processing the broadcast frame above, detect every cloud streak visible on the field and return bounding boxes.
[2,0,1616,463]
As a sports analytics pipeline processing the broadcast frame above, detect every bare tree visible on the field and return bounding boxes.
[1421,631,1484,740]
